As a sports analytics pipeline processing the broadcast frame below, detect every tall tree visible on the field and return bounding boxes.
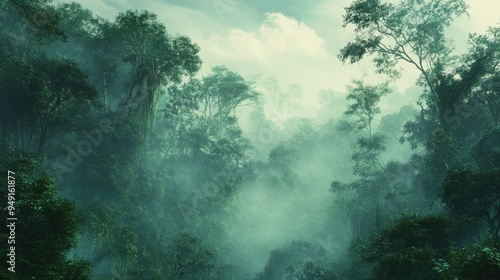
[330,80,394,237]
[110,10,202,133]
[466,26,500,126]
[339,0,468,121]
[198,66,259,135]
[345,80,390,136]
[162,66,258,158]
[344,79,390,175]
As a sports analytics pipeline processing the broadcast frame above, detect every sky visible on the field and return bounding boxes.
[59,0,500,119]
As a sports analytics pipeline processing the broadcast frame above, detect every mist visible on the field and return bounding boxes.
[1,0,499,279]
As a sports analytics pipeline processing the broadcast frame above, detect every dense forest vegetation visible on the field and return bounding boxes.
[1,0,499,279]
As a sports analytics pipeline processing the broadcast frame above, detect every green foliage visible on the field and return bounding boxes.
[285,261,340,280]
[169,232,218,279]
[331,159,422,239]
[418,129,459,197]
[268,145,298,168]
[400,103,439,151]
[462,26,500,126]
[56,2,101,38]
[198,66,259,134]
[0,0,498,278]
[5,0,67,44]
[0,52,99,156]
[442,168,500,237]
[400,25,498,157]
[340,0,468,70]
[360,215,450,280]
[473,127,500,169]
[351,134,386,178]
[100,9,203,131]
[265,145,299,190]
[345,80,390,135]
[435,244,500,280]
[162,66,256,158]
[329,79,406,240]
[0,156,92,279]
[340,0,468,119]
[285,256,370,280]
[256,240,325,280]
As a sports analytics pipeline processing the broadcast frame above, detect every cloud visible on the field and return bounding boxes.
[200,13,341,116]
[466,0,500,32]
[259,13,329,57]
[204,13,330,63]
